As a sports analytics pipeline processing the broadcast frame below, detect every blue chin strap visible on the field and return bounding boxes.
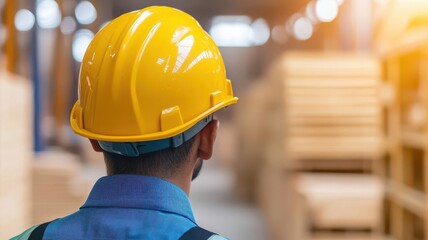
[98,115,213,157]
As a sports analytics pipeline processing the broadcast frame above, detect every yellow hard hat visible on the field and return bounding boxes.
[70,6,238,156]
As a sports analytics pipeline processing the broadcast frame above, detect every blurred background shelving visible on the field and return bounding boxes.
[379,20,428,239]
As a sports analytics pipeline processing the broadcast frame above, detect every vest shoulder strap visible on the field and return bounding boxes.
[179,226,228,240]
[27,220,53,240]
[10,220,55,240]
[9,225,39,240]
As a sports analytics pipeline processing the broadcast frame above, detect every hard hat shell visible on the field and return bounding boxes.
[70,6,238,142]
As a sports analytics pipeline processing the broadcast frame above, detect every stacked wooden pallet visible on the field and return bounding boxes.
[237,52,385,240]
[0,70,32,239]
[279,52,384,168]
[284,53,383,239]
[32,151,91,224]
[294,174,383,233]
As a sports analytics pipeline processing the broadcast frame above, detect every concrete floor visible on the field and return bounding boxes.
[190,160,268,240]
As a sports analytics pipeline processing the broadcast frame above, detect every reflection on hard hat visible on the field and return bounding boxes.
[173,35,195,73]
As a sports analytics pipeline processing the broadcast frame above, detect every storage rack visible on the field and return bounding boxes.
[379,30,428,240]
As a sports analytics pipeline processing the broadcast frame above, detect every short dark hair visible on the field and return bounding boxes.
[103,137,196,178]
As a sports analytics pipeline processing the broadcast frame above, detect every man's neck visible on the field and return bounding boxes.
[164,175,192,196]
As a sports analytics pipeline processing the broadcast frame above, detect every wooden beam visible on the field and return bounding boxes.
[3,0,17,73]
[387,57,405,240]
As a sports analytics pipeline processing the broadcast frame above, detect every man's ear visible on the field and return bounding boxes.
[197,120,219,160]
[89,139,103,152]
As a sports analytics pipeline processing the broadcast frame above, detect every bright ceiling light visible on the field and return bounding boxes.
[60,16,77,34]
[271,25,288,44]
[306,1,319,23]
[315,0,339,22]
[293,17,313,41]
[336,0,344,5]
[15,9,35,31]
[286,13,301,34]
[75,1,97,25]
[210,16,271,47]
[210,16,253,47]
[36,0,61,29]
[251,18,270,46]
[72,29,94,62]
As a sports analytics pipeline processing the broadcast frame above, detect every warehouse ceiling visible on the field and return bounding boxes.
[112,0,303,26]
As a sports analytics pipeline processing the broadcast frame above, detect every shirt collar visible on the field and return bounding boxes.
[81,174,196,224]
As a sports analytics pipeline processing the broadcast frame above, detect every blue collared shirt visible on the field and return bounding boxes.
[43,175,198,240]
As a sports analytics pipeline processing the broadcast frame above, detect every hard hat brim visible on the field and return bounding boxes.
[70,97,238,142]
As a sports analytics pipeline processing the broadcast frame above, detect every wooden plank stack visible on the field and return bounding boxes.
[294,174,383,232]
[0,70,32,239]
[235,52,385,240]
[273,52,384,240]
[279,52,384,169]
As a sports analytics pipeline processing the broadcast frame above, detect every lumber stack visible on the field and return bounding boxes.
[257,171,384,240]
[233,52,386,240]
[295,174,383,230]
[0,70,32,239]
[279,52,384,168]
[276,53,384,239]
[32,151,92,224]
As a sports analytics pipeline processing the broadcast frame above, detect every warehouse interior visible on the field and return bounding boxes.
[1,0,428,239]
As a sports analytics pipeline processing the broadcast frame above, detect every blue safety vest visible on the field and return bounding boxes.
[10,175,228,240]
